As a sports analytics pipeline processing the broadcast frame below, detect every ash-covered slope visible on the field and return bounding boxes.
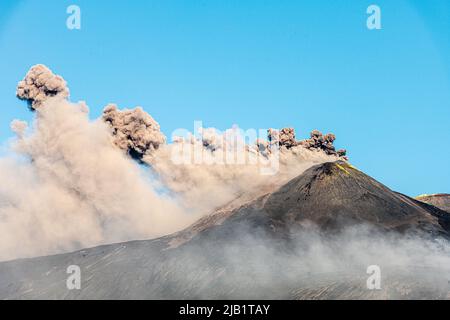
[416,194,450,213]
[0,162,449,300]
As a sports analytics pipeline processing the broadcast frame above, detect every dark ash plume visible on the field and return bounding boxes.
[16,65,69,110]
[268,127,347,158]
[102,104,166,160]
[300,129,347,158]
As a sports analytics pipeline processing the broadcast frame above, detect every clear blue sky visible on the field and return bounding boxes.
[0,0,449,196]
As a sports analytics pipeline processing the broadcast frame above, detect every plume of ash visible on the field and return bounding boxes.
[268,127,297,149]
[0,98,194,261]
[102,104,166,160]
[300,129,347,158]
[97,101,347,213]
[144,126,342,213]
[268,127,347,158]
[16,65,69,110]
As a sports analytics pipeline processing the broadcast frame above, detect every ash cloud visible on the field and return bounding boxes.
[16,65,69,110]
[268,127,347,158]
[300,129,347,158]
[0,64,346,260]
[99,104,347,213]
[146,126,342,213]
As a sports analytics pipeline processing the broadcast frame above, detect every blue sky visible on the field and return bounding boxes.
[0,0,449,196]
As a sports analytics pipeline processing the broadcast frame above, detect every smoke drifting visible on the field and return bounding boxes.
[0,64,345,261]
[166,224,450,299]
[16,65,69,110]
[10,120,28,137]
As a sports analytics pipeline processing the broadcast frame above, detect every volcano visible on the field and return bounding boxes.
[0,161,449,299]
[167,161,449,245]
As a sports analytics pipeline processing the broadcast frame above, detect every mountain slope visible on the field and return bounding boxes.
[168,161,449,247]
[416,194,450,213]
[0,161,449,300]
